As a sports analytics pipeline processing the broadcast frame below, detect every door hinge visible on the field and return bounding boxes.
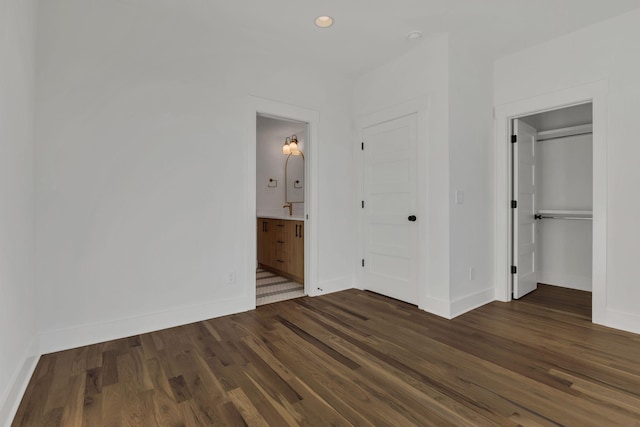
[511,135,517,143]
[361,200,365,208]
[511,265,517,274]
[362,259,365,267]
[511,200,517,209]
[361,142,364,150]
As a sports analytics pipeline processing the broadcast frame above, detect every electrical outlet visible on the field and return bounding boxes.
[227,271,236,284]
[469,267,476,281]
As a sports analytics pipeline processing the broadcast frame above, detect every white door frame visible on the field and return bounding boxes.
[494,80,608,325]
[245,96,319,309]
[355,98,429,308]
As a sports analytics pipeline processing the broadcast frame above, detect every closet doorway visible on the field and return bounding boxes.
[511,103,593,310]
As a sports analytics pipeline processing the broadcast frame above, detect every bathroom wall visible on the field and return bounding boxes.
[256,116,305,218]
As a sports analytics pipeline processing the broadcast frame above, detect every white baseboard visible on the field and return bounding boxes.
[538,271,592,292]
[450,288,495,318]
[421,288,495,320]
[598,308,640,335]
[0,339,39,427]
[420,296,452,319]
[38,295,252,354]
[312,275,354,297]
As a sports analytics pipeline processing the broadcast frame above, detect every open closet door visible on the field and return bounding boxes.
[513,119,538,299]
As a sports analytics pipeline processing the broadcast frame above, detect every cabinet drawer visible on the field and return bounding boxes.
[273,250,289,268]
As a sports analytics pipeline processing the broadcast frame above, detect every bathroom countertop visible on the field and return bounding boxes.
[257,214,305,221]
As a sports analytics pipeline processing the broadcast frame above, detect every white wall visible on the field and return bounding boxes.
[495,8,640,333]
[354,34,451,313]
[0,0,38,424]
[537,134,593,291]
[256,116,305,218]
[354,33,495,318]
[447,35,495,314]
[35,0,354,352]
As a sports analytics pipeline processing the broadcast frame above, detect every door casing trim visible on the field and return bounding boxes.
[246,96,319,308]
[494,80,608,325]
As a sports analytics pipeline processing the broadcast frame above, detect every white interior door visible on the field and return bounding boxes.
[513,119,538,299]
[362,114,418,304]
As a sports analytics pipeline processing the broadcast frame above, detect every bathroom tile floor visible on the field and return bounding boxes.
[256,268,305,306]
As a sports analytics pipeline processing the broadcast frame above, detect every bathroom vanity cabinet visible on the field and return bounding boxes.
[257,217,304,284]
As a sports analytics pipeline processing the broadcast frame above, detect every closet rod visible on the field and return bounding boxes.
[537,131,592,142]
[534,214,592,221]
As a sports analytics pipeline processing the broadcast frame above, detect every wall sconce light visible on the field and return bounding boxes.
[282,137,291,155]
[282,134,302,156]
[289,135,299,155]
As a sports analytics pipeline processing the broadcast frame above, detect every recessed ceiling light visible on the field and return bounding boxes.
[315,16,334,28]
[407,31,422,40]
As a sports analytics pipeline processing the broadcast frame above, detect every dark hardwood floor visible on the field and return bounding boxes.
[12,285,640,426]
[523,283,592,319]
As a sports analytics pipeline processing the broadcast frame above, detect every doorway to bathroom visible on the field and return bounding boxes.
[246,96,319,310]
[255,115,308,305]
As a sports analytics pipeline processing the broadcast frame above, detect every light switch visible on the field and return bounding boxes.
[455,190,465,205]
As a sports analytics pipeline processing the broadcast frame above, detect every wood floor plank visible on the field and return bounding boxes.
[265,326,419,426]
[145,358,185,426]
[81,392,102,427]
[11,355,56,426]
[59,374,85,426]
[44,351,76,413]
[101,383,123,427]
[227,388,271,427]
[287,306,504,426]
[11,285,640,426]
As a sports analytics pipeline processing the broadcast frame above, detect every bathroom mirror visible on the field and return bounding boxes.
[285,153,304,203]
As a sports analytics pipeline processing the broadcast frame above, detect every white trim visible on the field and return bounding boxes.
[0,339,39,427]
[601,309,640,335]
[315,275,355,296]
[38,295,249,354]
[450,288,495,318]
[355,97,429,308]
[419,288,494,320]
[538,271,591,292]
[245,96,320,304]
[494,80,608,325]
[419,296,451,319]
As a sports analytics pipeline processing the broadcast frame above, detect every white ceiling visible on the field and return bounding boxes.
[200,0,640,76]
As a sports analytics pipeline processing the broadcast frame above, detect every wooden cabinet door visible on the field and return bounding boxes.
[291,221,304,283]
[257,217,303,284]
[257,218,271,266]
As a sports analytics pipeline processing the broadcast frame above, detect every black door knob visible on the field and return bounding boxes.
[408,215,417,222]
